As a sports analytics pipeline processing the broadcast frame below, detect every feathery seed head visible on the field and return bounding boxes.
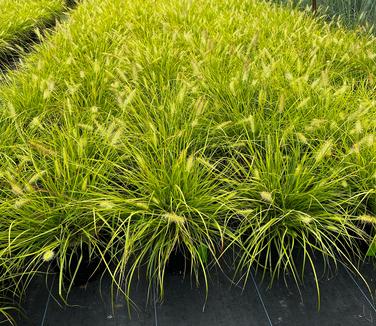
[164,212,186,225]
[260,191,273,203]
[42,250,55,262]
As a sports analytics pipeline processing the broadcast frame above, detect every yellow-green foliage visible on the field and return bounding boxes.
[0,0,66,56]
[0,0,375,322]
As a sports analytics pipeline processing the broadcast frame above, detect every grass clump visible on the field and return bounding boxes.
[0,0,67,65]
[0,0,375,321]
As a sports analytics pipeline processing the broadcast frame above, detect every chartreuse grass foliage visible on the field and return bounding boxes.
[0,0,375,321]
[0,0,67,59]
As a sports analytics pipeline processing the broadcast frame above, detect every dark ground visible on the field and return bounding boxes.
[3,259,376,326]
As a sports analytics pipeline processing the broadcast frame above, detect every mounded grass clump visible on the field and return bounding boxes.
[0,0,67,65]
[0,0,375,320]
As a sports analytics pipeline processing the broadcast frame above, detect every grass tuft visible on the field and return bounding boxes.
[0,0,375,321]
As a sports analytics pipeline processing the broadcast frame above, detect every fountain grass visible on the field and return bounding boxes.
[0,0,67,60]
[0,0,375,321]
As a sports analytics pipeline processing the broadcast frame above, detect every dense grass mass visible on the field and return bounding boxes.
[0,0,66,62]
[0,0,375,321]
